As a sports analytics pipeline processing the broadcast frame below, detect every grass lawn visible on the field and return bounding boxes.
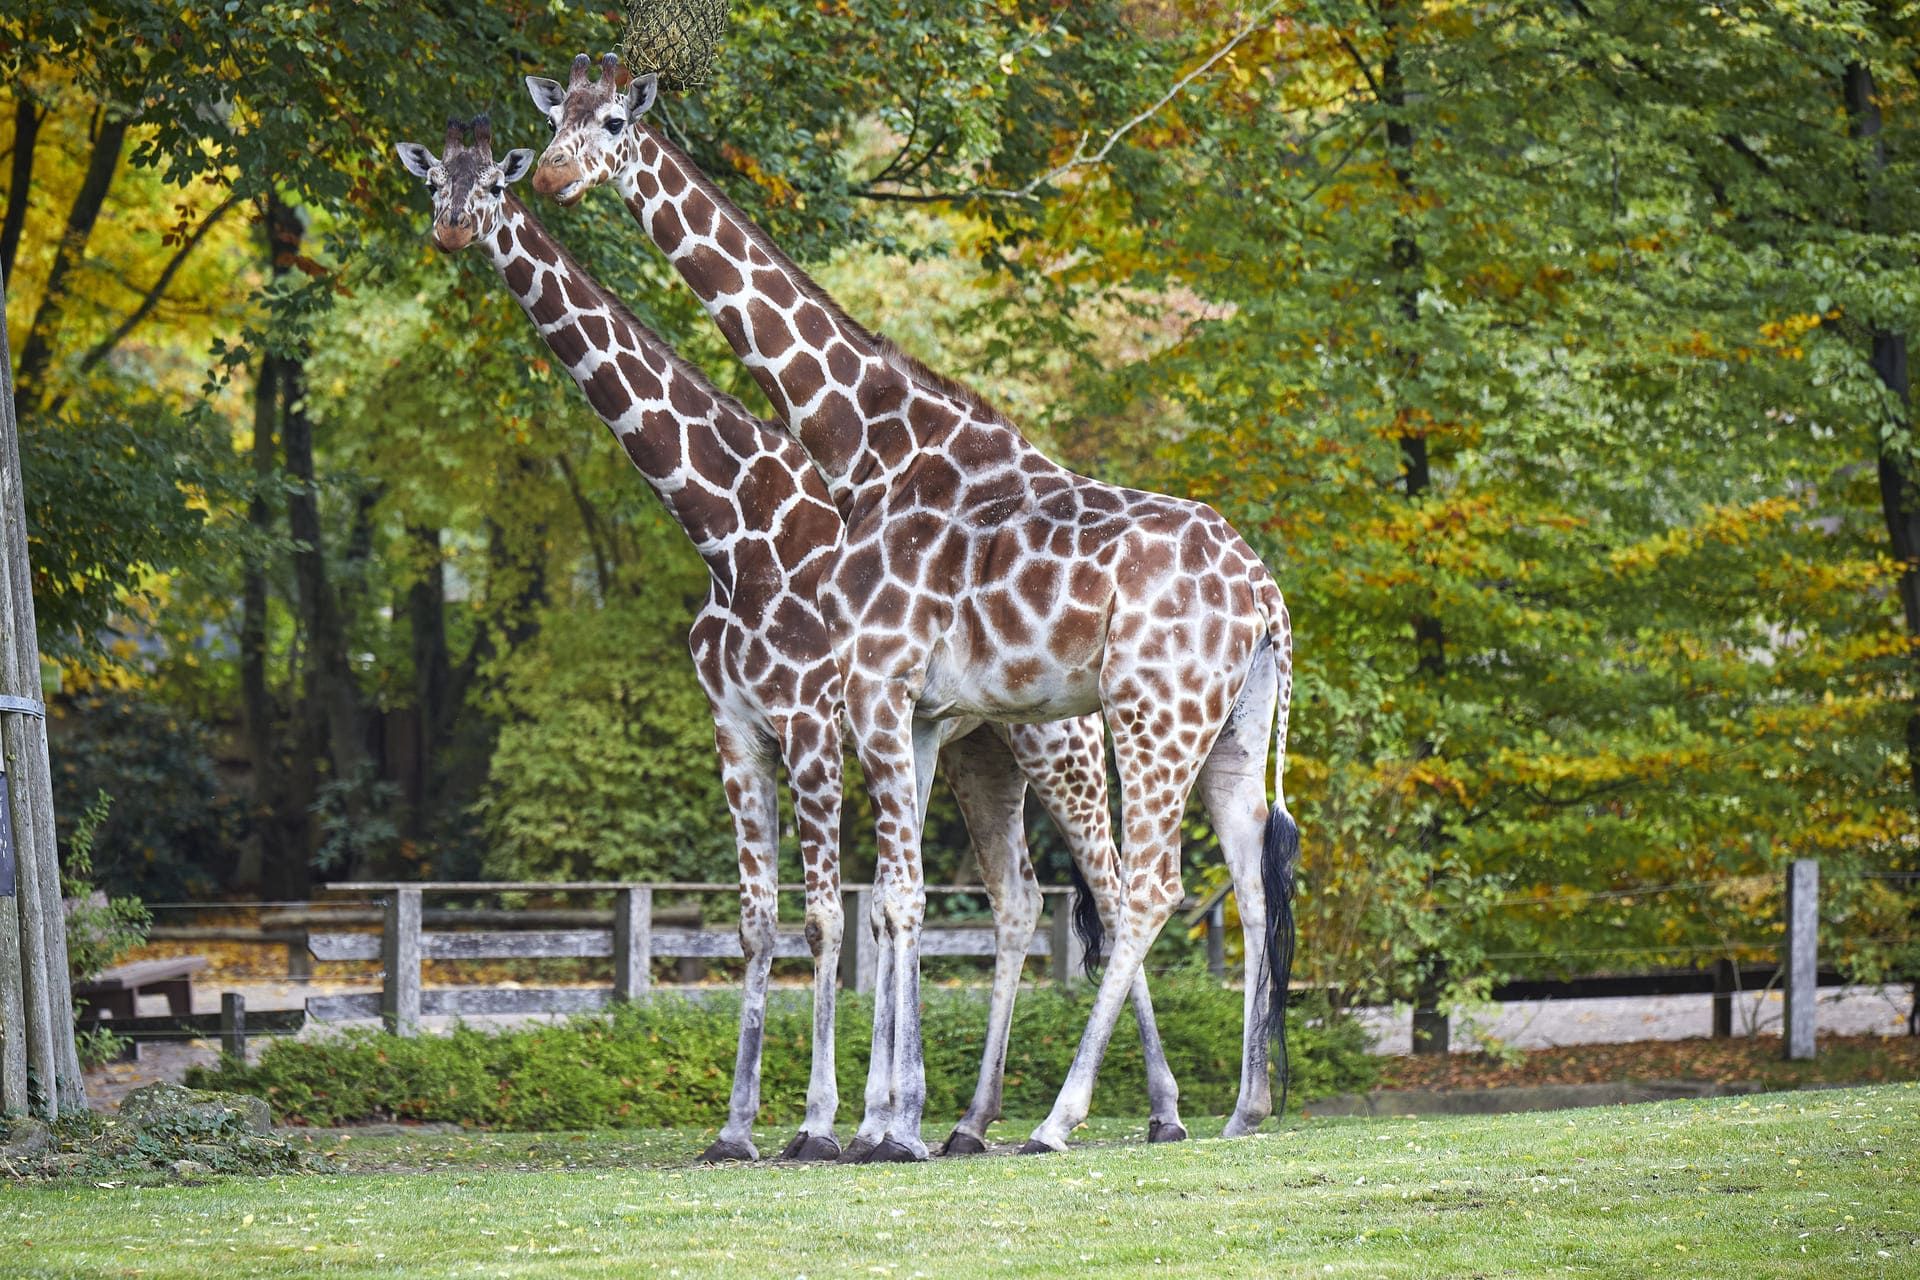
[5,1086,1917,1278]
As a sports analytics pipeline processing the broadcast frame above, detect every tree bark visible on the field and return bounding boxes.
[14,113,127,410]
[1843,62,1920,807]
[0,262,83,1113]
[233,348,278,892]
[405,524,449,840]
[1,97,40,284]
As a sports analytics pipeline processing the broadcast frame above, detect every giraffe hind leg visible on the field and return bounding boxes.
[936,727,1040,1156]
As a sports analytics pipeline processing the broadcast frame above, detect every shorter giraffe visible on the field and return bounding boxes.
[395,116,1185,1159]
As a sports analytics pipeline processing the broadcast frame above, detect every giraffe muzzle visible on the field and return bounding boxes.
[533,158,587,205]
[431,223,476,252]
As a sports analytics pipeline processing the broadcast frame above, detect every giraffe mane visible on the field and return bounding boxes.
[641,123,1019,431]
[505,190,763,428]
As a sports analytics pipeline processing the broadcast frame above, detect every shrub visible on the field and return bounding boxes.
[49,693,238,901]
[189,967,1375,1129]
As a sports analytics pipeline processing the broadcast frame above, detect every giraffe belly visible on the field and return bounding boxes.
[917,641,1102,723]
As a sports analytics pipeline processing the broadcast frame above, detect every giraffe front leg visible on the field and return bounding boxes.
[844,689,938,1164]
[774,713,846,1162]
[937,728,1040,1156]
[839,891,893,1163]
[702,721,780,1163]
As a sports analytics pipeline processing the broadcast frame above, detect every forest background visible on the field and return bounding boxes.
[4,0,1918,1011]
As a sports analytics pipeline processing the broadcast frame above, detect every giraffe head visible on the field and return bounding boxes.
[395,116,535,251]
[526,52,659,206]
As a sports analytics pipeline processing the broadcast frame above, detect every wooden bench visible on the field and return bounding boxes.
[74,956,208,1023]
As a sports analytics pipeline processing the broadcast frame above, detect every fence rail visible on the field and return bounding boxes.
[307,882,1090,1036]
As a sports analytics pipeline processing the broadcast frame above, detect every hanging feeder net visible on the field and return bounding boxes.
[621,0,730,91]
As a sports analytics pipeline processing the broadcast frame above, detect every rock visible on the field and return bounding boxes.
[118,1081,271,1135]
[41,1152,88,1174]
[169,1159,210,1179]
[0,1117,53,1159]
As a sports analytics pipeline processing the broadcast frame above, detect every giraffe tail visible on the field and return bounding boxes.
[1066,857,1105,977]
[1256,591,1299,1114]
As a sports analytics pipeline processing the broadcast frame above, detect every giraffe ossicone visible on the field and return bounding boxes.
[534,52,1299,1159]
[396,109,1188,1162]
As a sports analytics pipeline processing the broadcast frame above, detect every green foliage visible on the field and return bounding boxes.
[49,694,238,901]
[189,970,1375,1128]
[59,790,148,980]
[477,596,733,884]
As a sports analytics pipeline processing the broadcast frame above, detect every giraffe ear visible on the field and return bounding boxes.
[499,149,535,185]
[395,143,437,180]
[627,72,659,117]
[526,75,567,117]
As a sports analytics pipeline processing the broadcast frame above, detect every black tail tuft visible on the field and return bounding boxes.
[1259,806,1300,1114]
[1066,858,1106,978]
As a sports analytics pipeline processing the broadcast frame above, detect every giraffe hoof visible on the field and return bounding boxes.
[836,1136,879,1164]
[1147,1120,1189,1144]
[939,1131,988,1157]
[778,1131,842,1162]
[860,1138,928,1164]
[698,1138,758,1163]
[1017,1139,1063,1156]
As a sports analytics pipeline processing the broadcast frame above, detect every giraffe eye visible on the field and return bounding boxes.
[605,116,625,136]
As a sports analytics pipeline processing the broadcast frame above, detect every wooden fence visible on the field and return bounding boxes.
[306,881,1094,1036]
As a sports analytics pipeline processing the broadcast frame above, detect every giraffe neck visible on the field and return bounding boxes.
[616,125,1002,502]
[481,196,767,586]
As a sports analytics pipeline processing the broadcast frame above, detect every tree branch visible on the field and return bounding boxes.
[1,97,40,283]
[858,0,1286,204]
[75,191,241,376]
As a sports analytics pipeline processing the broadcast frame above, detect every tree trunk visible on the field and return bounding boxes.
[1380,3,1451,1053]
[14,112,127,410]
[233,348,278,892]
[0,262,84,1114]
[1843,62,1920,806]
[405,524,449,840]
[1,97,40,284]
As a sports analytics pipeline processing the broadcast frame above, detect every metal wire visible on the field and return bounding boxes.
[622,0,729,90]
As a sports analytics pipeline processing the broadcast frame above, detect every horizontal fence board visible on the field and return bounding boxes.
[308,989,613,1020]
[309,933,381,961]
[76,1008,305,1036]
[650,929,812,959]
[918,927,1050,957]
[423,931,611,960]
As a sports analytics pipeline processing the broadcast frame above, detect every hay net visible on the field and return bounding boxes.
[621,0,730,91]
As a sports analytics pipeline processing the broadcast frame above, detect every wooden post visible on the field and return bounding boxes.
[1412,960,1449,1056]
[220,992,246,1061]
[381,888,421,1036]
[1049,895,1084,989]
[839,888,861,991]
[0,744,26,1114]
[1206,901,1227,979]
[613,886,652,1001]
[1783,859,1818,1061]
[0,263,82,1114]
[1711,958,1735,1039]
[286,931,312,980]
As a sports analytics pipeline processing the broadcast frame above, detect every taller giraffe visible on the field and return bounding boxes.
[397,114,1186,1160]
[532,55,1298,1160]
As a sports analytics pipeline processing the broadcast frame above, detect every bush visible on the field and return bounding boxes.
[49,693,239,901]
[189,967,1375,1129]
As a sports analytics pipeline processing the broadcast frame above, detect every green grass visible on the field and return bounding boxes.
[6,1086,1918,1278]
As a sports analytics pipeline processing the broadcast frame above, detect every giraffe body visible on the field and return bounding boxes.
[534,57,1297,1157]
[399,115,1185,1160]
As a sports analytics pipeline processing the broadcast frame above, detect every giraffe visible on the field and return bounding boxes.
[395,115,1187,1160]
[531,55,1298,1160]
